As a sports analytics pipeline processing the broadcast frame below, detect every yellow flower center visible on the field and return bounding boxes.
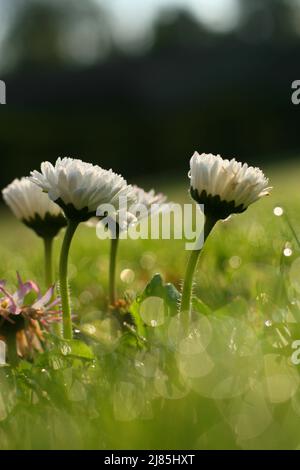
[0,299,9,309]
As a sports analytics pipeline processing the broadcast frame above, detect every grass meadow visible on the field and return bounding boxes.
[1,161,300,450]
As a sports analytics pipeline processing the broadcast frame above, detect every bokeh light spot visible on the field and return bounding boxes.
[273,206,284,217]
[120,268,135,284]
[140,296,165,327]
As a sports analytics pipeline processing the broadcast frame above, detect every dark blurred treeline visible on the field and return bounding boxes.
[1,0,300,187]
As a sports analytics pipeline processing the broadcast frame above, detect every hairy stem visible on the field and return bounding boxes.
[6,334,19,367]
[109,235,120,306]
[180,216,217,329]
[59,219,79,340]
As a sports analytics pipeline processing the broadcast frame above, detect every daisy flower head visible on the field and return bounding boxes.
[2,178,66,238]
[131,186,168,220]
[189,152,271,220]
[117,186,168,231]
[30,157,136,222]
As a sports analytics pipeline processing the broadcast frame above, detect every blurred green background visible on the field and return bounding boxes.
[0,0,300,188]
[1,161,300,450]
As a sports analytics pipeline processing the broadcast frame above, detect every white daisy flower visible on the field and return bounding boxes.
[29,158,137,338]
[119,186,168,232]
[95,185,169,234]
[2,178,66,237]
[189,152,271,220]
[131,186,168,220]
[30,157,136,222]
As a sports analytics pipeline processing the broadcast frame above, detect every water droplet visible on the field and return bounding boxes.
[283,247,293,257]
[61,344,71,356]
[274,206,284,217]
[135,360,144,368]
[120,269,135,284]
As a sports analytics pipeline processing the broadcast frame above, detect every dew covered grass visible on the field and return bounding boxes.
[1,162,300,450]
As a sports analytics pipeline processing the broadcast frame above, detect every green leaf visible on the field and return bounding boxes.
[128,273,181,339]
[128,299,147,340]
[192,297,212,316]
[144,273,165,298]
[142,273,180,315]
[164,282,180,313]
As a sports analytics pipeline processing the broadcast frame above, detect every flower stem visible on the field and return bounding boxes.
[59,219,79,340]
[180,216,217,326]
[109,235,119,306]
[6,334,19,367]
[43,237,53,286]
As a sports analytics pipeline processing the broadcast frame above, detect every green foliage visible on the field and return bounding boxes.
[1,164,300,449]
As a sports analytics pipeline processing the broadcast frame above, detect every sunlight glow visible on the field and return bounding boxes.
[97,0,240,43]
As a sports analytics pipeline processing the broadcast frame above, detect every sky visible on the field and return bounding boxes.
[97,0,240,43]
[0,0,241,69]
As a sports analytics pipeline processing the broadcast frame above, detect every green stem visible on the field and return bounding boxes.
[180,216,217,326]
[59,219,79,340]
[109,235,119,306]
[43,237,53,286]
[6,334,19,367]
[180,249,202,314]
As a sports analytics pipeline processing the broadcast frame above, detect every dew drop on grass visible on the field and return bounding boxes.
[273,206,284,217]
[283,246,293,257]
[61,344,71,356]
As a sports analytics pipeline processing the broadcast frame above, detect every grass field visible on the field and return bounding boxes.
[1,161,300,450]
